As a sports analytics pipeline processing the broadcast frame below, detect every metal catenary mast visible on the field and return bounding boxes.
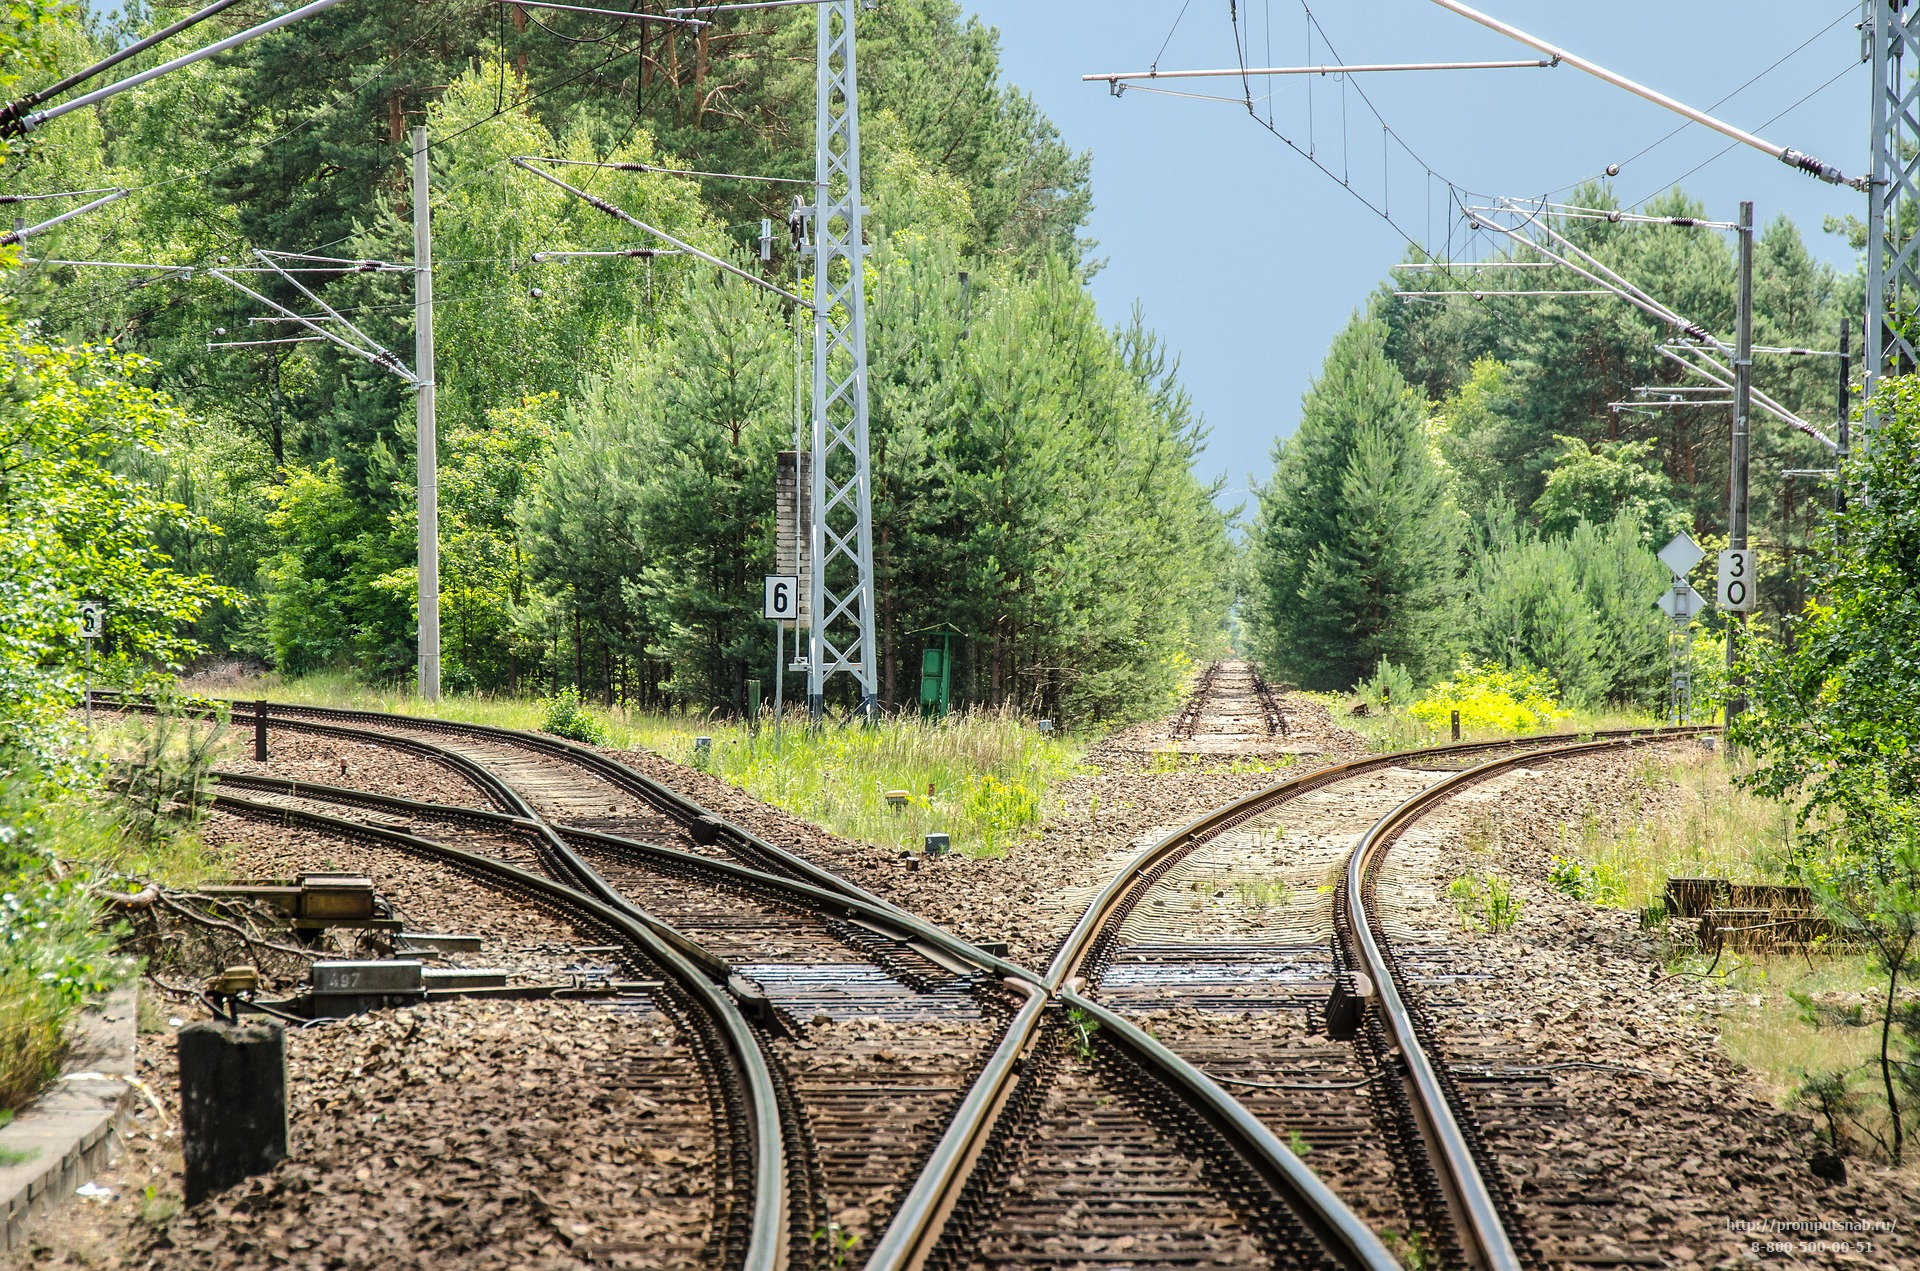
[805,0,879,722]
[1866,0,1920,390]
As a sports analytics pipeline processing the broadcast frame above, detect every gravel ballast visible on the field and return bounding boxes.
[10,1001,715,1271]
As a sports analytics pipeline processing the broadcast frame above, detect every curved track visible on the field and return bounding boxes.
[204,788,787,1271]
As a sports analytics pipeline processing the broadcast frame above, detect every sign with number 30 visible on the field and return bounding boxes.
[1718,549,1755,612]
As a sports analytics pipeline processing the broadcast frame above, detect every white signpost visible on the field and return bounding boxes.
[763,576,799,621]
[1656,581,1705,620]
[79,600,103,730]
[1654,533,1706,725]
[1717,548,1756,612]
[763,576,799,748]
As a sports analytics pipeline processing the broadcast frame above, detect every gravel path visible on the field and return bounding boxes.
[10,1000,715,1271]
[217,723,491,808]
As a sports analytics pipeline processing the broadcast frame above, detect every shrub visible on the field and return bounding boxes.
[539,688,609,745]
[1447,870,1523,932]
[1352,657,1415,714]
[0,797,123,1113]
[1410,658,1569,734]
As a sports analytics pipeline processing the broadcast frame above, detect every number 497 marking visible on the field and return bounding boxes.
[1718,549,1755,612]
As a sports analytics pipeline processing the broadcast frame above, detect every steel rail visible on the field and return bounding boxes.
[85,696,730,976]
[91,694,526,813]
[869,723,1713,1271]
[208,791,787,1271]
[1340,733,1680,1271]
[208,767,1046,989]
[105,691,906,916]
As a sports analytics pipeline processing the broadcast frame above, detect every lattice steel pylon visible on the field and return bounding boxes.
[1867,0,1920,390]
[806,0,879,721]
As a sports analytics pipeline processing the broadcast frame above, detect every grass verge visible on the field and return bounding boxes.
[1305,692,1662,752]
[1544,752,1795,911]
[0,794,133,1115]
[205,672,1088,857]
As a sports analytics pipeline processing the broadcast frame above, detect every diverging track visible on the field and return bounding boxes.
[869,727,1708,1271]
[103,693,1039,1271]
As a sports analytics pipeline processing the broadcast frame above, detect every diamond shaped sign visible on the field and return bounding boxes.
[1657,532,1706,580]
[1657,582,1704,620]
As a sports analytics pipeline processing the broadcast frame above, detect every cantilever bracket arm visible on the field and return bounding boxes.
[1426,0,1866,190]
[510,156,811,308]
[0,189,130,246]
[203,268,416,387]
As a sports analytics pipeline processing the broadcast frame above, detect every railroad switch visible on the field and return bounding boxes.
[690,814,724,846]
[726,974,797,1037]
[1324,971,1374,1040]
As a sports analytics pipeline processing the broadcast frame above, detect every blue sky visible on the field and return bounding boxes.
[959,1,1868,513]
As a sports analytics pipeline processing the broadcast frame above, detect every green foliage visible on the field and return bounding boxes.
[1249,315,1460,690]
[1461,504,1669,706]
[1736,377,1920,832]
[1382,187,1837,542]
[1547,854,1627,905]
[260,458,413,679]
[1447,870,1523,932]
[0,784,126,1114]
[1410,658,1568,734]
[1066,1005,1100,1060]
[437,395,557,692]
[109,697,228,847]
[656,708,1082,856]
[539,688,609,746]
[1533,435,1687,544]
[0,327,233,781]
[1351,657,1415,713]
[1733,375,1920,1164]
[10,0,1201,725]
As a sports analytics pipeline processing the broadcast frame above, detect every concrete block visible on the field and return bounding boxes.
[0,984,134,1250]
[179,1020,287,1207]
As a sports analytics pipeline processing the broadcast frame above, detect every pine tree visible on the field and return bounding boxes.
[1250,315,1459,690]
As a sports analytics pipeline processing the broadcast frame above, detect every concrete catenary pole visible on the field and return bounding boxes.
[412,127,441,702]
[1725,201,1753,732]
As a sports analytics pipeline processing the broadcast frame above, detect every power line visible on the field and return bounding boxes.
[1551,1,1858,197]
[1628,61,1859,212]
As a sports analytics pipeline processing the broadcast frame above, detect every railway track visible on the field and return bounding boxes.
[201,789,785,1271]
[1167,660,1291,749]
[100,693,1052,1269]
[100,691,1708,1270]
[866,725,1709,1271]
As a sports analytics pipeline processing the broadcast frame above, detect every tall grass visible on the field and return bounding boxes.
[211,674,1086,857]
[637,710,1086,857]
[1,796,131,1114]
[1552,754,1795,910]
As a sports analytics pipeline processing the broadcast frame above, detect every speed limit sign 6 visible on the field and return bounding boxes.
[1718,549,1755,612]
[763,575,799,621]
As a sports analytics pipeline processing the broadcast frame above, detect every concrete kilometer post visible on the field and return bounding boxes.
[412,127,441,702]
[1725,202,1752,733]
